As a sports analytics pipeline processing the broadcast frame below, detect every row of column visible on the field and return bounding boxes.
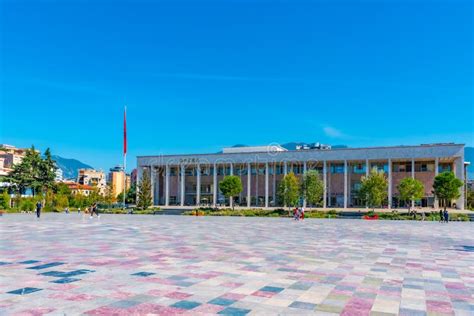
[144,156,462,209]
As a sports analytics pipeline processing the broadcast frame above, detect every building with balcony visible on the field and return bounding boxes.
[77,169,106,195]
[137,143,468,210]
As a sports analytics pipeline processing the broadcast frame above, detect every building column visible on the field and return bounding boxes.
[455,156,465,210]
[229,163,233,209]
[327,162,331,207]
[366,159,370,177]
[434,158,439,208]
[150,166,155,206]
[165,165,170,206]
[303,161,307,208]
[272,162,276,207]
[344,160,348,209]
[411,158,415,208]
[180,164,185,207]
[265,162,269,208]
[388,158,392,209]
[323,160,327,208]
[157,169,162,205]
[247,162,251,208]
[213,163,217,207]
[196,164,201,206]
[284,161,288,175]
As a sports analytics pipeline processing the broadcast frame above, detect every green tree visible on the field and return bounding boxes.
[38,148,57,193]
[358,168,388,209]
[137,170,152,209]
[433,171,463,211]
[278,172,300,212]
[467,188,474,210]
[71,192,88,208]
[301,170,324,208]
[397,177,424,210]
[126,184,137,204]
[54,194,69,209]
[5,146,57,196]
[219,175,243,209]
[103,182,116,207]
[0,191,11,209]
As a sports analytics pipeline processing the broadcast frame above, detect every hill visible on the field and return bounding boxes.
[52,155,93,180]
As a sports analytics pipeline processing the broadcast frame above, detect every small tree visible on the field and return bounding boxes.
[0,190,10,209]
[54,194,69,209]
[397,177,424,211]
[433,171,463,211]
[278,172,300,214]
[103,182,116,207]
[137,169,152,209]
[219,175,242,209]
[301,170,324,208]
[358,168,388,209]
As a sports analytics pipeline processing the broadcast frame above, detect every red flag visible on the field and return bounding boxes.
[123,107,127,155]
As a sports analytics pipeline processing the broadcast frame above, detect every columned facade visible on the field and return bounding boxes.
[139,144,467,210]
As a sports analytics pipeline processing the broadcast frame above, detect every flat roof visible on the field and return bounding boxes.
[137,143,464,158]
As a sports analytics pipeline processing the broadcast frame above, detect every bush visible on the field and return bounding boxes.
[19,198,35,212]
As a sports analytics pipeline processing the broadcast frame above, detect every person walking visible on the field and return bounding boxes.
[90,202,100,219]
[78,207,81,214]
[35,201,42,219]
[300,207,305,220]
[443,209,449,223]
[439,209,443,223]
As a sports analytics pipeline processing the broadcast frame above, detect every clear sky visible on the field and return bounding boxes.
[1,0,473,172]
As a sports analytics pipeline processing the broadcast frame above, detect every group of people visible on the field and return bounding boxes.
[439,209,449,223]
[34,202,100,219]
[293,207,305,221]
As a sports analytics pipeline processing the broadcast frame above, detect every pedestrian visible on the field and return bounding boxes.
[35,201,42,219]
[65,207,69,214]
[293,207,299,221]
[300,207,305,220]
[439,209,443,223]
[421,211,425,221]
[90,202,100,219]
[443,209,449,223]
[78,207,81,214]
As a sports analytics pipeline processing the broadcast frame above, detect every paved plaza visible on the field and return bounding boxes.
[0,214,473,315]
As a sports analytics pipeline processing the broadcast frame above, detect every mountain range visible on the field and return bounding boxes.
[52,155,93,180]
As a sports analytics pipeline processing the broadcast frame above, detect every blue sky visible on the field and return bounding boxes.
[0,0,473,172]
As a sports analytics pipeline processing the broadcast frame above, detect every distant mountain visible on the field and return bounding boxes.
[465,147,473,180]
[52,155,93,180]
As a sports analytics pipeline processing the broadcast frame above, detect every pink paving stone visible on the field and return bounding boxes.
[192,303,225,313]
[128,303,178,314]
[165,291,192,299]
[84,306,131,316]
[147,289,173,297]
[341,307,371,316]
[221,292,246,300]
[221,282,244,288]
[445,282,466,289]
[47,284,79,291]
[251,290,276,298]
[427,300,454,313]
[109,291,134,299]
[12,308,56,316]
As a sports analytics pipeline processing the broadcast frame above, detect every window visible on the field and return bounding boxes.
[370,163,387,173]
[331,164,344,174]
[352,163,365,174]
[439,163,452,173]
[170,167,177,176]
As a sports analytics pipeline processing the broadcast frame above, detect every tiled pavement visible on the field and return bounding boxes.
[0,214,473,315]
